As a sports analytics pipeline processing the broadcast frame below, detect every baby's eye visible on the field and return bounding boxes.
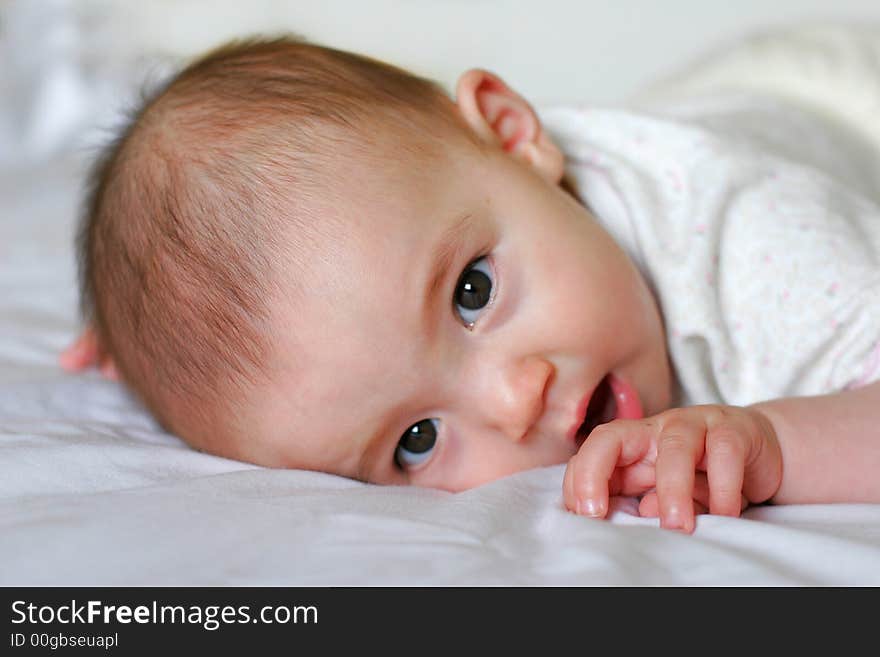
[453,256,494,327]
[395,418,438,469]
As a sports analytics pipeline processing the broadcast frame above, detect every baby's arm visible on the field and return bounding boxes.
[563,381,880,532]
[751,381,880,505]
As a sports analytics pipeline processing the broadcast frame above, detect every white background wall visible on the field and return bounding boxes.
[99,0,880,102]
[2,0,879,164]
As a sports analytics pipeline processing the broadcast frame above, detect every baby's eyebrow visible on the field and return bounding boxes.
[422,212,474,340]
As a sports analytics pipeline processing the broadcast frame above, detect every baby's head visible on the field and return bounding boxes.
[79,37,672,490]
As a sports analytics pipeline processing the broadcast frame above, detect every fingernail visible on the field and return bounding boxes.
[663,505,683,530]
[583,499,601,517]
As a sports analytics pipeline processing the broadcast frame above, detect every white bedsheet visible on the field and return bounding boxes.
[3,139,880,588]
[3,5,880,586]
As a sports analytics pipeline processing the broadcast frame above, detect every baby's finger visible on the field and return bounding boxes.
[689,473,714,510]
[564,420,657,518]
[705,423,746,517]
[638,491,707,518]
[613,459,658,497]
[654,417,704,533]
[641,473,747,520]
[674,473,745,513]
[564,427,621,518]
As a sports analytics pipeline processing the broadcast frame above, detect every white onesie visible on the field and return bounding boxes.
[542,92,880,407]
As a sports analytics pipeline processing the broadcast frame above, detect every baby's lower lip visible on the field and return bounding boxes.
[574,372,644,446]
[607,372,644,420]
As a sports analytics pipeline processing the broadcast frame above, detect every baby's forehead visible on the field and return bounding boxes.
[273,149,463,243]
[252,303,411,475]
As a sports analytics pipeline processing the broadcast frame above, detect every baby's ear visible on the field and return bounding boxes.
[455,69,564,184]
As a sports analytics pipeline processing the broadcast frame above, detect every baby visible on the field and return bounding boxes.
[61,36,880,533]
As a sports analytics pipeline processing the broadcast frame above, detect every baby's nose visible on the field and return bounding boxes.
[477,355,553,442]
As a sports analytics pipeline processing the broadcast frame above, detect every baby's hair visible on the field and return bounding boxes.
[77,35,467,451]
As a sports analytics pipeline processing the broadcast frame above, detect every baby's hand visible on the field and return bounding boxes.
[59,325,119,381]
[563,405,782,533]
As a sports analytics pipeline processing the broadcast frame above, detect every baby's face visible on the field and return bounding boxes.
[234,132,672,491]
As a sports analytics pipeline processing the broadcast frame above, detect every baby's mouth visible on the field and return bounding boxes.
[575,375,616,447]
